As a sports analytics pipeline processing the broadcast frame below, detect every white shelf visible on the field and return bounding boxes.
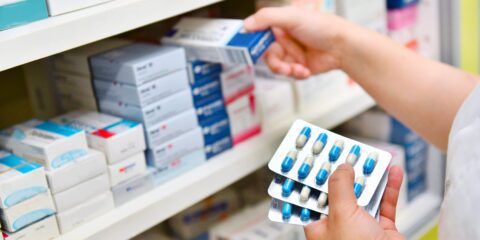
[56,86,374,240]
[0,0,222,72]
[397,192,442,238]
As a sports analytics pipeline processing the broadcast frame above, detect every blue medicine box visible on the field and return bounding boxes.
[188,60,223,84]
[0,0,49,31]
[191,75,223,103]
[194,94,227,124]
[199,114,231,145]
[387,0,419,9]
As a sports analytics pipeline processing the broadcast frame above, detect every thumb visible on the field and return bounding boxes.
[244,7,298,32]
[328,164,358,217]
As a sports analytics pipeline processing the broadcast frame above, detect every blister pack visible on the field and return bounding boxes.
[267,120,392,225]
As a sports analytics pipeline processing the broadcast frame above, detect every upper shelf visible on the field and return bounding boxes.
[0,0,222,72]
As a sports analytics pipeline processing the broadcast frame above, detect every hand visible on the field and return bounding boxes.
[304,164,406,240]
[245,6,352,79]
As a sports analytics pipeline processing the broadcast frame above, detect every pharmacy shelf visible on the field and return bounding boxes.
[56,86,374,240]
[0,0,222,72]
[397,192,442,238]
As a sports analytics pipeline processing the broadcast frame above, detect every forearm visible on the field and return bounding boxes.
[338,22,479,151]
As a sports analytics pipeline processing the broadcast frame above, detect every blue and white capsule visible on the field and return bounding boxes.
[296,127,312,149]
[300,186,311,203]
[329,139,344,162]
[298,156,315,180]
[282,178,295,197]
[282,202,292,220]
[312,133,328,155]
[300,208,311,222]
[317,192,328,208]
[281,150,298,173]
[346,145,361,165]
[315,162,332,185]
[363,152,378,175]
[354,177,366,198]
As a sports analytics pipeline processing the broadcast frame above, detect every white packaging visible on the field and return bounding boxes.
[2,215,59,240]
[112,170,153,206]
[46,0,110,16]
[416,0,440,60]
[255,77,295,126]
[53,39,130,76]
[94,69,190,107]
[56,191,114,234]
[0,151,48,209]
[145,109,199,147]
[0,120,89,171]
[150,149,206,186]
[226,92,261,145]
[58,92,98,112]
[162,17,275,65]
[46,149,107,194]
[147,128,204,169]
[53,72,95,97]
[0,191,56,232]
[220,65,255,104]
[52,173,109,213]
[336,0,387,33]
[99,89,194,128]
[108,152,147,187]
[90,43,186,85]
[53,111,146,164]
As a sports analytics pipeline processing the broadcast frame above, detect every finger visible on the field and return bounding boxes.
[266,43,292,75]
[244,7,297,32]
[379,166,404,224]
[328,164,357,216]
[292,63,311,79]
[304,219,328,239]
[272,28,306,65]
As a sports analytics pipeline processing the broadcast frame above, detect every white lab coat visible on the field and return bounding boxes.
[439,85,480,239]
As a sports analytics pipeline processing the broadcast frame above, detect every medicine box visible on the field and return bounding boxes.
[46,149,107,194]
[199,114,231,144]
[194,94,227,124]
[226,92,261,145]
[147,127,204,169]
[90,43,186,85]
[145,109,198,147]
[387,0,418,9]
[46,0,110,16]
[94,69,190,107]
[255,77,295,126]
[56,191,114,234]
[99,89,194,128]
[0,191,56,232]
[190,75,223,103]
[162,17,275,65]
[111,170,153,206]
[205,135,233,160]
[221,64,255,104]
[187,60,222,84]
[0,151,48,209]
[0,120,89,171]
[108,152,147,187]
[52,173,109,213]
[53,72,95,97]
[53,39,130,76]
[53,111,146,164]
[2,215,59,240]
[0,0,48,31]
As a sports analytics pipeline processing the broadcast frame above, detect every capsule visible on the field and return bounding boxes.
[363,152,378,175]
[317,192,328,208]
[315,162,332,185]
[346,145,361,166]
[300,186,311,203]
[282,202,292,220]
[282,178,295,197]
[354,177,366,198]
[281,150,298,173]
[296,127,312,149]
[300,208,311,222]
[329,140,344,162]
[298,156,315,179]
[312,133,328,155]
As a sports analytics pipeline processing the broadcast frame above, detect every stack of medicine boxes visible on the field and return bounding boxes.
[187,60,233,159]
[52,111,149,207]
[0,150,59,239]
[89,43,206,186]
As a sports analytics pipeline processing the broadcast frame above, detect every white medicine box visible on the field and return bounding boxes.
[46,0,111,16]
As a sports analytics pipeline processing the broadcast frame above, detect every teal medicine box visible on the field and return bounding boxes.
[0,0,49,31]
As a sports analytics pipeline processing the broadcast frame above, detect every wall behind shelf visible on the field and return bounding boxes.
[0,68,33,128]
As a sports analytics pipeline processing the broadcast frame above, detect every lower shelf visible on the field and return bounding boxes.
[397,192,442,238]
[56,86,375,239]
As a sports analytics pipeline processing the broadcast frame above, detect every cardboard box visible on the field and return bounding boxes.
[226,92,261,145]
[90,43,186,85]
[0,120,89,171]
[46,0,110,16]
[53,72,95,97]
[0,151,48,209]
[147,128,204,168]
[162,17,275,65]
[56,191,114,234]
[0,191,55,232]
[190,75,223,103]
[52,173,109,213]
[112,170,153,206]
[255,77,294,126]
[195,94,227,124]
[220,65,255,104]
[187,60,222,84]
[145,109,198,147]
[0,0,48,31]
[108,152,147,187]
[99,89,194,128]
[199,114,231,144]
[205,135,232,160]
[53,111,146,164]
[2,215,59,240]
[46,149,107,194]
